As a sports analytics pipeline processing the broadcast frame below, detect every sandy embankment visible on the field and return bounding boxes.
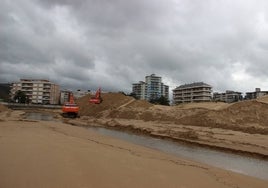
[70,93,268,158]
[0,109,268,188]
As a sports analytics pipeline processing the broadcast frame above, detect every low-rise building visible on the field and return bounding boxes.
[10,79,60,104]
[173,82,212,104]
[213,90,242,103]
[245,88,268,100]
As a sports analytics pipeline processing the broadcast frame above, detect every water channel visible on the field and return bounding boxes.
[25,112,55,121]
[89,127,268,180]
[25,112,268,180]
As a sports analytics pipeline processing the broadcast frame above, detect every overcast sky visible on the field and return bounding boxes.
[1,0,268,94]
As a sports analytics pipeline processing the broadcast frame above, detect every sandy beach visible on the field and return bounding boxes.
[0,109,268,188]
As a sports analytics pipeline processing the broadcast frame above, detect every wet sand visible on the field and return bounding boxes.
[68,117,268,159]
[0,114,267,188]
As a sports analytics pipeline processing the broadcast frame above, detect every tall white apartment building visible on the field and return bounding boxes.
[10,79,60,104]
[132,74,169,101]
[173,82,212,104]
[145,74,162,101]
[161,83,169,100]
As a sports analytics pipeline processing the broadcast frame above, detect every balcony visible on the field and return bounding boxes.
[43,88,51,92]
[43,84,51,88]
[21,84,33,87]
[22,88,32,91]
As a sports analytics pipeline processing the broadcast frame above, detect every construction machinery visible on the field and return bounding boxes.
[62,93,79,118]
[89,88,102,104]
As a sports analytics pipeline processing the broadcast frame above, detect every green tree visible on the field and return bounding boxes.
[150,96,170,106]
[128,92,138,99]
[14,90,27,103]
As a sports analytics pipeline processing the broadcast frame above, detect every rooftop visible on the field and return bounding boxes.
[174,82,212,90]
[20,79,50,82]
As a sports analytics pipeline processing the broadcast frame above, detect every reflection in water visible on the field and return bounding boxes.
[89,127,268,180]
[24,112,54,121]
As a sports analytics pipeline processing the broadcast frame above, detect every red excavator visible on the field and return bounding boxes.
[89,88,102,104]
[62,93,79,118]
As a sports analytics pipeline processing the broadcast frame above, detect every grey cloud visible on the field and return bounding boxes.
[1,0,268,94]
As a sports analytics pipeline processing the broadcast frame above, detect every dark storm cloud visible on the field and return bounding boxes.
[1,0,268,93]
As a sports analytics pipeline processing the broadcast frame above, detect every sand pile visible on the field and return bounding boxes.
[176,101,230,110]
[107,100,211,122]
[125,99,153,109]
[178,100,268,134]
[76,92,153,119]
[76,93,152,117]
[106,99,154,120]
[76,92,268,134]
[257,95,268,104]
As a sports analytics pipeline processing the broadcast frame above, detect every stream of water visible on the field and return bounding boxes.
[25,112,268,180]
[25,112,55,121]
[89,127,268,180]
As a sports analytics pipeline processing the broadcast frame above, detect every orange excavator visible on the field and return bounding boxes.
[89,88,102,104]
[62,93,79,118]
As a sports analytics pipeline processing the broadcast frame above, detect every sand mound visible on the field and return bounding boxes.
[257,95,268,104]
[76,93,152,117]
[178,100,268,134]
[125,99,153,109]
[76,92,153,119]
[76,92,268,134]
[176,102,230,110]
[209,100,268,127]
[106,98,268,134]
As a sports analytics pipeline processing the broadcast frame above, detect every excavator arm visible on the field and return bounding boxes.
[89,88,102,104]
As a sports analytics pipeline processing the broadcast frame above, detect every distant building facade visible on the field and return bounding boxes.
[73,90,90,99]
[10,79,60,104]
[132,81,147,100]
[173,82,212,104]
[161,83,169,100]
[60,90,72,105]
[59,89,90,105]
[213,90,242,103]
[132,74,169,101]
[145,74,163,101]
[245,88,268,100]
